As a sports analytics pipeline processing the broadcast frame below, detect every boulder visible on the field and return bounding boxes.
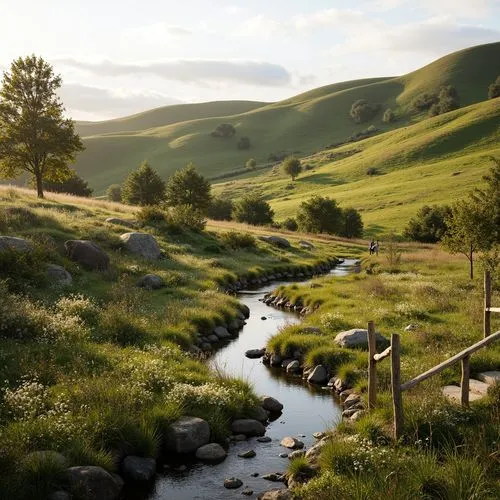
[66,466,122,500]
[299,240,314,249]
[262,473,285,482]
[246,348,266,359]
[238,450,256,458]
[121,456,156,482]
[257,488,292,500]
[213,326,231,340]
[240,304,250,319]
[120,232,161,260]
[47,264,73,287]
[259,236,291,248]
[228,319,241,335]
[280,437,304,450]
[105,217,136,228]
[136,274,163,290]
[250,406,269,423]
[286,360,300,373]
[0,235,32,253]
[231,419,266,437]
[195,443,227,463]
[224,478,243,489]
[270,354,283,367]
[206,335,219,343]
[257,436,272,443]
[288,450,305,460]
[307,365,328,385]
[261,396,284,413]
[65,240,109,271]
[166,417,210,454]
[334,329,389,350]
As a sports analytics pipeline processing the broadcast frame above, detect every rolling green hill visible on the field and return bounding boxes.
[74,42,500,194]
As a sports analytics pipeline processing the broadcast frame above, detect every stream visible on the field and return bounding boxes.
[149,259,359,500]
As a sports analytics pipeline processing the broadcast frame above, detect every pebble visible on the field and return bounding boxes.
[224,478,243,489]
[261,316,267,320]
[242,489,254,496]
[238,450,256,458]
[251,472,259,477]
[257,436,272,443]
[279,453,288,458]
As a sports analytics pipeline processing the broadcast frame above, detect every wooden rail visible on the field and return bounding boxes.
[367,321,391,409]
[484,270,499,337]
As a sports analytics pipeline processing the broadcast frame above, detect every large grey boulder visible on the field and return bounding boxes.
[231,419,266,437]
[213,326,231,340]
[47,264,73,287]
[259,235,291,249]
[286,360,300,373]
[120,232,161,260]
[307,365,328,385]
[166,417,210,454]
[261,396,283,413]
[65,240,109,271]
[105,217,136,228]
[66,465,122,500]
[136,274,163,290]
[121,456,156,482]
[0,236,32,253]
[250,406,269,423]
[334,329,389,350]
[195,443,227,463]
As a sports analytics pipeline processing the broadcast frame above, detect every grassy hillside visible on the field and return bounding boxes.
[214,98,500,235]
[73,42,500,194]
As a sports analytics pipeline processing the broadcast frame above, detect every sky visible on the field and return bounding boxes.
[2,0,499,121]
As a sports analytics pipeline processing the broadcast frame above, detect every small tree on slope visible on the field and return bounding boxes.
[121,161,166,206]
[282,157,302,181]
[165,163,212,212]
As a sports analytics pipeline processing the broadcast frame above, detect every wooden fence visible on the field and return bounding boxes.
[484,270,500,337]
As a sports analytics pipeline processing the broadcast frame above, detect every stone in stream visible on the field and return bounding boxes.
[242,488,254,496]
[286,360,300,373]
[231,419,266,437]
[251,472,259,477]
[262,472,285,482]
[257,489,292,500]
[279,453,288,458]
[206,334,219,343]
[250,406,269,423]
[121,456,156,482]
[246,348,266,359]
[261,316,267,320]
[238,450,256,458]
[257,436,272,443]
[313,432,326,440]
[213,326,231,340]
[270,354,283,367]
[228,319,241,335]
[66,466,122,500]
[224,478,243,489]
[280,437,304,450]
[261,396,284,413]
[288,450,305,460]
[195,443,227,463]
[307,365,328,385]
[165,417,210,454]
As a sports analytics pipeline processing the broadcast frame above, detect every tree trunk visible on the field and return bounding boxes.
[469,244,474,280]
[35,170,44,198]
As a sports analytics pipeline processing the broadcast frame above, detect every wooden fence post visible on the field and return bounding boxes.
[368,321,376,409]
[461,354,470,406]
[484,271,491,338]
[391,333,403,441]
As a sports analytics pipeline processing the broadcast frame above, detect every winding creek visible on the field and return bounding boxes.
[148,259,359,500]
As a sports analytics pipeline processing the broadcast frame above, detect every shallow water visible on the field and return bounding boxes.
[148,259,359,500]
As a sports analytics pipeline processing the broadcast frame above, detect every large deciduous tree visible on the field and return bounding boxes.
[232,194,274,225]
[282,156,302,181]
[0,55,84,198]
[297,195,343,234]
[165,163,212,212]
[121,161,166,206]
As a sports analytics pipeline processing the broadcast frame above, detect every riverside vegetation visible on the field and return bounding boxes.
[264,246,500,499]
[0,185,345,499]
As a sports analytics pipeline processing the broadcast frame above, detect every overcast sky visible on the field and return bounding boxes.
[2,0,499,120]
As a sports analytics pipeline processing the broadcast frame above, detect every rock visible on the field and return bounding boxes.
[121,456,156,482]
[334,329,389,350]
[228,319,241,334]
[404,324,419,332]
[261,316,267,320]
[105,217,136,228]
[213,326,231,340]
[312,432,326,439]
[334,378,348,392]
[299,240,314,249]
[261,396,284,413]
[46,264,73,287]
[251,472,259,477]
[246,348,266,359]
[286,360,300,373]
[343,394,361,409]
[25,450,69,468]
[339,390,353,402]
[262,472,285,482]
[250,406,269,423]
[257,489,292,500]
[206,334,219,343]
[270,354,283,367]
[259,236,291,248]
[242,488,254,496]
[120,232,161,260]
[477,371,500,385]
[48,491,71,500]
[224,478,243,489]
[281,359,294,369]
[342,409,358,419]
[306,438,329,461]
[234,434,247,441]
[195,443,227,463]
[280,437,304,450]
[231,419,266,437]
[0,235,32,253]
[279,453,288,458]
[257,436,272,443]
[238,450,256,458]
[172,465,187,472]
[288,450,306,460]
[307,365,328,385]
[240,304,250,319]
[166,417,210,454]
[351,410,366,421]
[65,240,109,270]
[67,466,122,500]
[136,274,163,290]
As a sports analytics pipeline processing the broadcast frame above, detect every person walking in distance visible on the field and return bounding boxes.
[369,240,375,255]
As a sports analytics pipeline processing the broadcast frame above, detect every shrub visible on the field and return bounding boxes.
[413,92,438,111]
[97,306,148,346]
[211,123,235,138]
[488,75,500,99]
[137,205,167,225]
[165,163,212,212]
[366,167,378,176]
[340,207,363,238]
[245,158,257,170]
[121,161,166,206]
[403,204,452,243]
[41,170,93,197]
[166,204,207,232]
[383,108,395,123]
[282,156,302,181]
[297,195,343,234]
[237,136,251,150]
[282,217,298,231]
[232,194,274,225]
[106,184,122,202]
[207,196,233,221]
[428,86,460,117]
[350,99,379,124]
[219,231,256,249]
[0,246,48,291]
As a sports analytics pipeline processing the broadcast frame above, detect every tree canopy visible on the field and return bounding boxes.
[232,194,274,225]
[211,123,236,138]
[429,86,460,117]
[282,157,302,181]
[207,195,233,221]
[106,184,122,202]
[297,196,343,234]
[340,207,364,238]
[165,163,211,212]
[121,161,166,206]
[237,136,251,150]
[41,170,93,197]
[488,76,500,100]
[0,55,84,198]
[350,99,379,124]
[403,205,452,243]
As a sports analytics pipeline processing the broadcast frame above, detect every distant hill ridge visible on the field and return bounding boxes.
[73,41,500,193]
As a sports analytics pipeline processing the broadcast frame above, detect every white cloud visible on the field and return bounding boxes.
[368,0,496,17]
[56,58,293,86]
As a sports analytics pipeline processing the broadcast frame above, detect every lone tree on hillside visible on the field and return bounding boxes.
[297,195,343,234]
[237,136,251,150]
[41,170,93,197]
[0,55,84,198]
[106,184,122,202]
[350,99,379,124]
[121,161,166,206]
[282,157,302,181]
[165,163,212,212]
[245,158,257,170]
[232,194,274,225]
[211,123,236,138]
[488,76,500,99]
